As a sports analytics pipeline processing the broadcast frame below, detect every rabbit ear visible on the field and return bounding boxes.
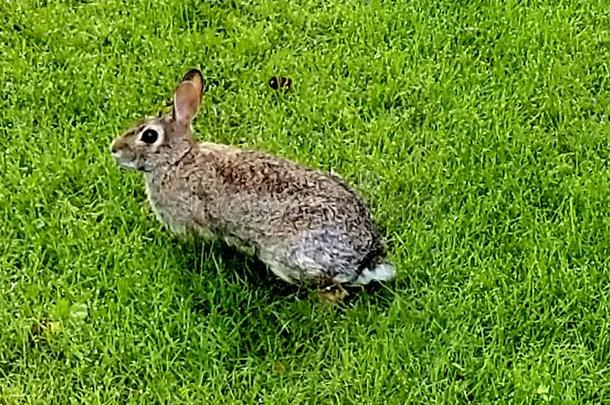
[173,69,205,126]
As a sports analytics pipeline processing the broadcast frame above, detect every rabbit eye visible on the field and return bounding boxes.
[141,128,158,144]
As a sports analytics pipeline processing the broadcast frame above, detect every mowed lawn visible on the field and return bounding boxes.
[2,0,610,402]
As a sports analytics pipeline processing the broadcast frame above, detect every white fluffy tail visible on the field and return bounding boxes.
[351,262,396,286]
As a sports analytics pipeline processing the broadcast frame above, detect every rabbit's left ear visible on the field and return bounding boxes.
[173,68,205,126]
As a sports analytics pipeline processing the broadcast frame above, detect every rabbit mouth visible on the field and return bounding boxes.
[112,151,139,170]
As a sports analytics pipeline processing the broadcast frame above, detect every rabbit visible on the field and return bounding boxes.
[110,69,396,292]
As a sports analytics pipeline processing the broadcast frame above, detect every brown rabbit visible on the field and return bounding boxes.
[110,69,395,291]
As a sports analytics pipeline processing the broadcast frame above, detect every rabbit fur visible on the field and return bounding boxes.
[110,69,395,288]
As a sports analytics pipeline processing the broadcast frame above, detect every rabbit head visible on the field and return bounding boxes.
[110,69,205,172]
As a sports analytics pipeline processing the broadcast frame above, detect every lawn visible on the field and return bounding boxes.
[2,0,610,402]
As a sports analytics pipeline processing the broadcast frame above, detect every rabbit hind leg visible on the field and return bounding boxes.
[258,250,304,285]
[261,229,360,288]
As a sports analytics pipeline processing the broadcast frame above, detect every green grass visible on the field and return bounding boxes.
[2,0,610,402]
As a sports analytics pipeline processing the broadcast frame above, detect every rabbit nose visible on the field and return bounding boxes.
[110,140,121,154]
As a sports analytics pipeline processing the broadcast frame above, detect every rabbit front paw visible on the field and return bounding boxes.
[223,236,256,256]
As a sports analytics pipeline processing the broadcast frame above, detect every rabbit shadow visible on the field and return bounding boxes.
[168,236,306,299]
[169,235,398,309]
[167,237,325,360]
[167,236,399,360]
